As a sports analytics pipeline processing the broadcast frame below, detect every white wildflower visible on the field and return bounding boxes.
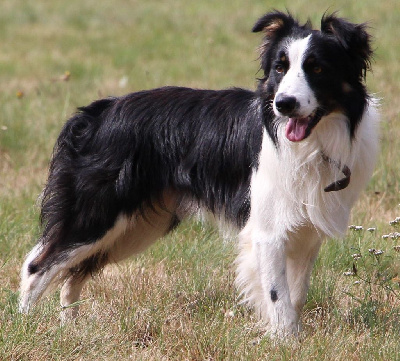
[369,249,384,256]
[349,225,363,231]
[389,217,400,226]
[383,232,400,240]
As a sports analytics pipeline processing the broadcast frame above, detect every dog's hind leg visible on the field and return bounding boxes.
[59,198,180,321]
[19,216,130,314]
[60,272,91,322]
[59,251,109,322]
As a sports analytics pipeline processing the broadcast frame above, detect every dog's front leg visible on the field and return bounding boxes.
[254,232,299,337]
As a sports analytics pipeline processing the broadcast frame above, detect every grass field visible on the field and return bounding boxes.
[1,0,399,360]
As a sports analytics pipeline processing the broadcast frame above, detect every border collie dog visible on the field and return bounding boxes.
[20,11,379,336]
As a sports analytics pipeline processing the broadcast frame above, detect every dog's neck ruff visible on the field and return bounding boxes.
[321,153,351,192]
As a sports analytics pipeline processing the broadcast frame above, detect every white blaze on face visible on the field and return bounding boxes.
[273,35,318,118]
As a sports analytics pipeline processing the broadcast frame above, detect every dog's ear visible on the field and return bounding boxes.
[321,14,372,80]
[252,10,296,37]
[252,11,297,75]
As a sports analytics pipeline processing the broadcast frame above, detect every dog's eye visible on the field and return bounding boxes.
[276,65,285,74]
[313,66,322,74]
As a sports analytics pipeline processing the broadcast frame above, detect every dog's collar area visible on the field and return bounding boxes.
[322,153,351,192]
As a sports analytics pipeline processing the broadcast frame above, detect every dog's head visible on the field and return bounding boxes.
[253,11,372,142]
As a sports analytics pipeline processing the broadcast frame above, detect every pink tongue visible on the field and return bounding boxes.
[285,118,308,142]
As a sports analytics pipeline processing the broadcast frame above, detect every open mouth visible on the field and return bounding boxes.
[285,109,325,142]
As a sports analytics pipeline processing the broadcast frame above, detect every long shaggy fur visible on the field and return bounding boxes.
[20,11,379,336]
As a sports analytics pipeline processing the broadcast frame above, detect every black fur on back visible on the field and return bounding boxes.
[39,87,264,260]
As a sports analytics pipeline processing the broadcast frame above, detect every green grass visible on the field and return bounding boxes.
[1,0,399,360]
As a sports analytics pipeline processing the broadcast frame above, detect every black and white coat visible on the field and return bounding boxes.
[20,11,379,336]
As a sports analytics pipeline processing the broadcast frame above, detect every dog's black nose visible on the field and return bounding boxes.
[275,95,298,115]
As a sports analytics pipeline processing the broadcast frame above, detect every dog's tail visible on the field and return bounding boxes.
[41,98,118,247]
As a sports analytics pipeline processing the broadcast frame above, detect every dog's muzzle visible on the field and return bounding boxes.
[274,95,325,142]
